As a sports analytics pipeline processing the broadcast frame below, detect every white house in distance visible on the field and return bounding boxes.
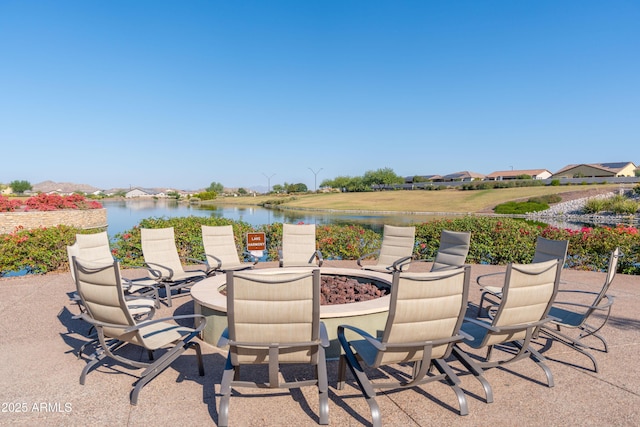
[552,162,638,179]
[485,169,552,181]
[125,188,165,198]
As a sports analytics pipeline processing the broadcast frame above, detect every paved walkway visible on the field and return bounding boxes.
[1,261,638,426]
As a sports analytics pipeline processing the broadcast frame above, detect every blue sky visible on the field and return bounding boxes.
[1,1,638,191]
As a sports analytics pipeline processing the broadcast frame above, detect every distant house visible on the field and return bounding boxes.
[437,171,485,182]
[485,169,552,181]
[404,174,442,184]
[125,188,160,198]
[552,162,637,179]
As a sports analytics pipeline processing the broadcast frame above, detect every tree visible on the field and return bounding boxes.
[271,184,284,194]
[286,183,308,193]
[9,180,32,194]
[207,182,224,193]
[363,168,404,187]
[237,187,248,195]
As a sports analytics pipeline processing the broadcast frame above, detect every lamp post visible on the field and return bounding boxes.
[308,167,323,192]
[262,173,275,194]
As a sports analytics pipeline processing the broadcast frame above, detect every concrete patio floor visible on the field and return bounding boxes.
[1,260,638,426]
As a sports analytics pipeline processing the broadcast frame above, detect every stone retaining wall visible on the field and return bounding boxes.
[0,209,108,234]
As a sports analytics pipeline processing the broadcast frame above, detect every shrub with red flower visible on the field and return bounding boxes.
[22,193,103,211]
[0,195,22,212]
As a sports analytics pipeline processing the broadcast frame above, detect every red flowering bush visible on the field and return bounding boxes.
[0,195,22,212]
[23,193,102,211]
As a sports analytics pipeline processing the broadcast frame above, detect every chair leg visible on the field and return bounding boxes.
[433,359,469,416]
[513,341,554,387]
[451,345,494,403]
[188,341,205,376]
[539,327,600,372]
[317,347,329,425]
[337,354,347,390]
[218,357,235,427]
[79,352,106,385]
[339,346,381,426]
[131,340,193,405]
[164,284,172,307]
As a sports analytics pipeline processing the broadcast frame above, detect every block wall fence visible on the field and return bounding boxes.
[0,209,108,234]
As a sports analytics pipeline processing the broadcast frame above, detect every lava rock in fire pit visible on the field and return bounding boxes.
[320,275,388,305]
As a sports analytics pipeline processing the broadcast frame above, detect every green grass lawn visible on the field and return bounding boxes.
[209,184,624,213]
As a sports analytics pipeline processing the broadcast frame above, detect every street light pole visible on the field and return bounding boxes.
[308,167,323,192]
[262,173,276,194]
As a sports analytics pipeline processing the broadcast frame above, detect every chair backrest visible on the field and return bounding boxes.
[585,247,620,318]
[532,237,569,265]
[487,259,562,346]
[281,223,318,267]
[375,266,470,366]
[72,258,138,341]
[141,227,185,278]
[226,269,321,364]
[202,225,241,268]
[430,230,471,272]
[67,232,114,282]
[376,225,415,267]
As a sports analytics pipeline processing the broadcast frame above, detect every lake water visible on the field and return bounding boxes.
[103,199,448,237]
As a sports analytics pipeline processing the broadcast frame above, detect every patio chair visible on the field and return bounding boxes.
[72,257,205,405]
[141,227,207,307]
[217,269,329,426]
[73,232,160,305]
[67,233,157,317]
[452,259,563,403]
[278,223,323,267]
[337,265,472,426]
[357,224,415,272]
[201,225,257,274]
[477,236,568,316]
[429,229,471,272]
[539,247,621,372]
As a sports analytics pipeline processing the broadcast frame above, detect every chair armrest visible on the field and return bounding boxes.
[462,316,500,333]
[552,296,614,311]
[476,271,506,287]
[391,256,413,271]
[337,324,385,351]
[319,322,330,348]
[143,262,171,280]
[357,251,379,267]
[242,251,260,265]
[315,250,324,267]
[278,248,283,267]
[489,316,555,333]
[204,253,223,270]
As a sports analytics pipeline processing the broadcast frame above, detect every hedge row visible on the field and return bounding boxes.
[1,216,638,276]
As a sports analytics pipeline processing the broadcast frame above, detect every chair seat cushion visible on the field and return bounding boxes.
[350,339,381,367]
[138,322,196,350]
[460,320,490,349]
[548,306,586,328]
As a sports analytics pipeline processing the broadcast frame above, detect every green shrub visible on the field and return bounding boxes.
[550,179,560,186]
[2,216,638,276]
[583,198,607,214]
[583,195,639,215]
[529,194,562,204]
[111,216,255,268]
[0,225,91,275]
[493,201,549,214]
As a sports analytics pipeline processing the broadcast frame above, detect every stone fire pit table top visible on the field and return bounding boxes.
[190,267,393,319]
